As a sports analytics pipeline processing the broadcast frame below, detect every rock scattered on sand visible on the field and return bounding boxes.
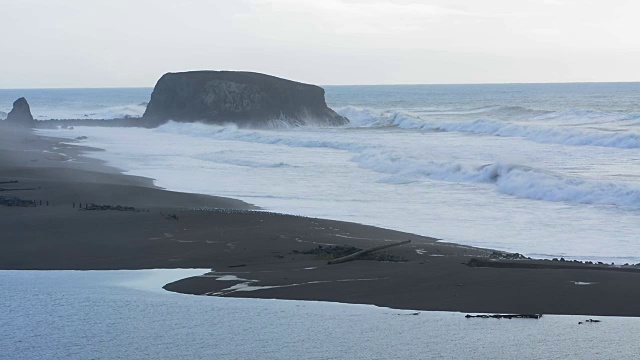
[490,251,529,260]
[164,213,179,220]
[5,97,35,127]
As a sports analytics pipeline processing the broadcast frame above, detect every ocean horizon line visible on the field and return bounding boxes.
[2,80,640,91]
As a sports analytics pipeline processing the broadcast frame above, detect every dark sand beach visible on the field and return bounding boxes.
[2,126,640,316]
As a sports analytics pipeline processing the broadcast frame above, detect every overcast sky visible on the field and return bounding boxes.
[2,0,639,88]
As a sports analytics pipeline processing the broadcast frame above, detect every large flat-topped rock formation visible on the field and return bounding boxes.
[143,71,348,127]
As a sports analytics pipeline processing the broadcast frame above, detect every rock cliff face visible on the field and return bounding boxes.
[143,71,348,127]
[5,98,35,127]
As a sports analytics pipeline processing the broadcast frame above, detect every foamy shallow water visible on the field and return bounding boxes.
[2,270,639,359]
[38,123,640,264]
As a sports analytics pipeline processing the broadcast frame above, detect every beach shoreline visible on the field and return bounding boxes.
[2,125,640,316]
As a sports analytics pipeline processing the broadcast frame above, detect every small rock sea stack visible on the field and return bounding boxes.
[5,97,35,127]
[143,71,348,127]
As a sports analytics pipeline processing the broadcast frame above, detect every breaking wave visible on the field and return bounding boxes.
[155,121,640,208]
[30,103,148,120]
[71,103,147,120]
[194,151,296,168]
[414,119,640,149]
[155,121,371,152]
[352,150,640,207]
[336,107,640,149]
[338,106,419,128]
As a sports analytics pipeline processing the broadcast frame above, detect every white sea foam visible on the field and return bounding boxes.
[338,106,397,127]
[153,121,640,208]
[354,150,640,207]
[415,119,640,149]
[31,103,147,120]
[154,121,371,152]
[57,102,147,120]
[194,151,296,168]
[337,107,640,149]
[338,106,418,129]
[88,103,147,119]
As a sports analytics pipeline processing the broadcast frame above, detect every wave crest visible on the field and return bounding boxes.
[336,107,640,149]
[353,150,640,207]
[155,121,640,208]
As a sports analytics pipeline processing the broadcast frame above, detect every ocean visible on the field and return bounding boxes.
[2,83,640,263]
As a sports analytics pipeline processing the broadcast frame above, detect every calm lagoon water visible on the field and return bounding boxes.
[1,270,639,360]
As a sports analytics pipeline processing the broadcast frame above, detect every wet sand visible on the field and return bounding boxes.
[2,125,640,316]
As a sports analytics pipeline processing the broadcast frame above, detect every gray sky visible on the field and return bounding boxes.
[2,0,639,88]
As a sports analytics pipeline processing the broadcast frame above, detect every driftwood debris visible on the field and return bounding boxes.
[465,314,542,319]
[80,203,136,211]
[327,240,411,265]
[0,196,37,207]
[296,245,407,262]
